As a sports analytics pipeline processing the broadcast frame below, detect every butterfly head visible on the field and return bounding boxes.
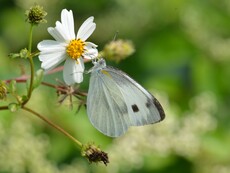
[91,58,106,70]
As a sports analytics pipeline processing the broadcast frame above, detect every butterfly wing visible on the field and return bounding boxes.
[87,69,130,137]
[105,66,165,126]
[87,65,165,137]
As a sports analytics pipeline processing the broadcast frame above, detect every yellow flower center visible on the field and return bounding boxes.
[66,39,85,60]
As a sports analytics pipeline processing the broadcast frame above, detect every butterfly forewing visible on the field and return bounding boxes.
[87,69,129,137]
[106,66,165,126]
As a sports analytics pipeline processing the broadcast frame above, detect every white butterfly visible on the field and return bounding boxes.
[87,58,165,137]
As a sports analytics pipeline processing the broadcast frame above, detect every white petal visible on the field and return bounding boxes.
[53,21,71,41]
[63,58,85,85]
[48,9,75,42]
[61,9,75,40]
[48,26,66,42]
[37,40,66,53]
[83,42,98,59]
[85,41,98,48]
[39,51,66,71]
[37,40,66,71]
[77,16,96,41]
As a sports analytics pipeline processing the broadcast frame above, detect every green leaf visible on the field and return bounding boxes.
[9,80,17,94]
[8,53,20,59]
[33,69,44,89]
[8,48,28,59]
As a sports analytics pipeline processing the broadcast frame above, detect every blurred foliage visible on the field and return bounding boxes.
[0,0,230,173]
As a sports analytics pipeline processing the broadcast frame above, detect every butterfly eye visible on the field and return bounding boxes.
[99,59,105,65]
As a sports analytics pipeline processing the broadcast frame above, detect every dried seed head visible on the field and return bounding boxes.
[82,143,109,165]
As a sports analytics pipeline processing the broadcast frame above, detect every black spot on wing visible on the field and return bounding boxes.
[146,98,165,121]
[131,104,139,113]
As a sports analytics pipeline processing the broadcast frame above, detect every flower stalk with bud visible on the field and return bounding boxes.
[0,5,94,164]
[0,4,135,166]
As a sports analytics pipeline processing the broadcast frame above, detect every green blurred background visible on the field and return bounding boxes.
[1,0,230,173]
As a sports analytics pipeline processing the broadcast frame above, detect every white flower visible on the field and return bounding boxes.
[37,9,98,85]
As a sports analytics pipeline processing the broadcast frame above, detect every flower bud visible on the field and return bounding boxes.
[8,103,19,112]
[25,5,47,25]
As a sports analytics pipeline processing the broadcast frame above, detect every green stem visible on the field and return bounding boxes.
[27,57,34,99]
[22,106,83,148]
[0,106,8,110]
[22,24,35,106]
[28,24,33,53]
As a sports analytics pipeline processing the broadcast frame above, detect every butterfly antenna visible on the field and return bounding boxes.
[113,31,119,41]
